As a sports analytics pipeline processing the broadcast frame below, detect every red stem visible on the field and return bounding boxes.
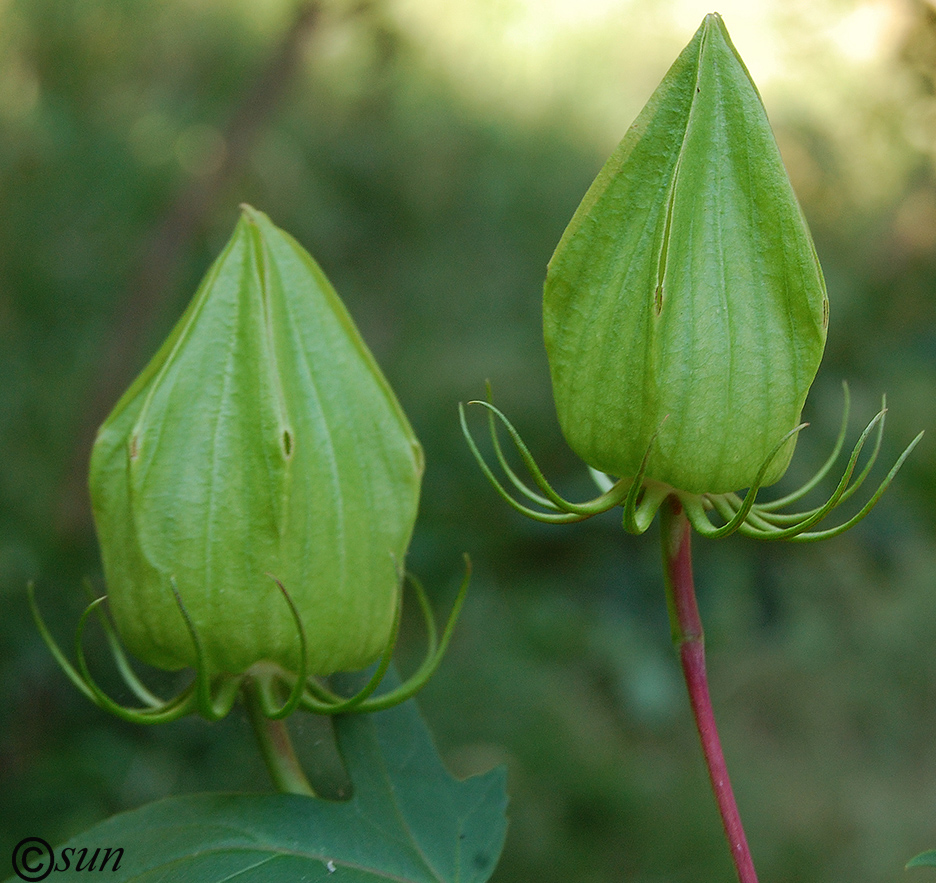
[660,495,759,883]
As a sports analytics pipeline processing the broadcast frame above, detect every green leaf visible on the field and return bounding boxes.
[908,851,936,869]
[8,681,507,882]
[543,13,828,495]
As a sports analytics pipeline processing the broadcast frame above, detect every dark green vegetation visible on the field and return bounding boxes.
[1,667,508,883]
[2,2,936,881]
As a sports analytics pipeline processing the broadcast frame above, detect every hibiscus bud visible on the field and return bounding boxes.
[89,206,423,678]
[543,13,828,495]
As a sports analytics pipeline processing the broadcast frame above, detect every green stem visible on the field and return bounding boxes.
[242,678,316,797]
[661,495,758,883]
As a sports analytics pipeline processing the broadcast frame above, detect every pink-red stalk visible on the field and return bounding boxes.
[660,495,759,883]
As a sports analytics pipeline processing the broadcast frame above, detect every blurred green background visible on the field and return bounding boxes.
[2,0,936,880]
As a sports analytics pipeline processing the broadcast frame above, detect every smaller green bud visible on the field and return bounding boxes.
[543,13,828,495]
[89,206,423,680]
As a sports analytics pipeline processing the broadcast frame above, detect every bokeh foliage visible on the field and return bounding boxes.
[2,1,936,881]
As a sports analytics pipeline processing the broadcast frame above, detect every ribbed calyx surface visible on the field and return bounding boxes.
[90,206,423,677]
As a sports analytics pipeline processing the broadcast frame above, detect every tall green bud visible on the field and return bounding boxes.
[544,13,828,495]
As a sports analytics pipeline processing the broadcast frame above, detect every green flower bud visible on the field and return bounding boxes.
[543,13,828,495]
[463,14,917,543]
[89,206,423,679]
